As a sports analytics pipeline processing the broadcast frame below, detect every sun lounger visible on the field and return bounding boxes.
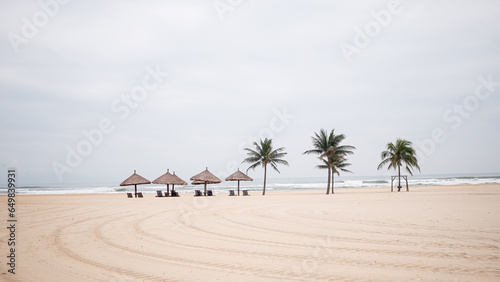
[164,191,170,197]
[242,190,250,196]
[137,192,144,198]
[156,190,164,197]
[194,190,203,197]
[229,190,236,196]
[171,190,179,197]
[207,190,214,196]
[127,193,133,198]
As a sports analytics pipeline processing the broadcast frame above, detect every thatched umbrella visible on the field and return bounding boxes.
[152,169,187,194]
[120,170,151,198]
[190,167,221,196]
[225,169,253,196]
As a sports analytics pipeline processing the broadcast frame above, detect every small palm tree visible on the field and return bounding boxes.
[243,138,289,195]
[377,138,421,191]
[317,156,353,194]
[303,129,355,194]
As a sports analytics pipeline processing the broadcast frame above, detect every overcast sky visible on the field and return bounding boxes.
[1,0,499,185]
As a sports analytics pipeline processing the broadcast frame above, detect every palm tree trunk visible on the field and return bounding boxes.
[263,165,267,196]
[398,165,401,192]
[326,163,331,195]
[331,170,335,194]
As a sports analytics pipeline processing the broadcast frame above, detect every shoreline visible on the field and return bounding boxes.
[1,184,499,281]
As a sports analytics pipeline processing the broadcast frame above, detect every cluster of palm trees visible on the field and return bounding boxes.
[303,129,355,194]
[243,129,420,195]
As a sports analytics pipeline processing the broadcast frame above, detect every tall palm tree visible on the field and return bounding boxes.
[317,156,353,194]
[243,138,289,195]
[377,138,420,191]
[303,129,355,194]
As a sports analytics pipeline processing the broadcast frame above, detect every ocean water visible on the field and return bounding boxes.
[2,173,500,195]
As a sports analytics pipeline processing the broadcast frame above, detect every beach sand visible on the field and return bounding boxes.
[1,184,499,281]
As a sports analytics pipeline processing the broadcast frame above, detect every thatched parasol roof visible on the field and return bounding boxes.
[225,169,253,182]
[120,170,151,186]
[190,168,221,196]
[171,172,188,185]
[152,169,187,185]
[190,168,222,183]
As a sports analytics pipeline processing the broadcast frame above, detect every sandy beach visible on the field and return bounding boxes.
[1,184,499,281]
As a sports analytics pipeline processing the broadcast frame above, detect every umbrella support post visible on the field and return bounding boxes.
[224,169,252,197]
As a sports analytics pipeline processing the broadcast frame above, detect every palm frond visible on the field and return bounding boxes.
[377,138,421,176]
[305,129,355,191]
[269,162,280,173]
[243,138,288,195]
[245,161,262,173]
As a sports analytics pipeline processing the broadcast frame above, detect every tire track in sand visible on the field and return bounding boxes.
[52,211,175,281]
[165,207,500,278]
[224,208,500,259]
[94,211,350,282]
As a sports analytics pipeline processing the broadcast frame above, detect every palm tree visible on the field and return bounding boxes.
[303,129,356,194]
[243,138,289,195]
[377,138,420,191]
[317,156,353,194]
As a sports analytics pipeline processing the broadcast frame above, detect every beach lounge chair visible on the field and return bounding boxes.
[171,190,179,197]
[164,191,170,197]
[194,190,203,197]
[156,190,164,197]
[127,193,133,198]
[229,190,236,196]
[242,190,250,196]
[137,192,144,198]
[207,190,214,196]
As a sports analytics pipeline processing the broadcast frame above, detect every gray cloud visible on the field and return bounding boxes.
[1,0,499,184]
